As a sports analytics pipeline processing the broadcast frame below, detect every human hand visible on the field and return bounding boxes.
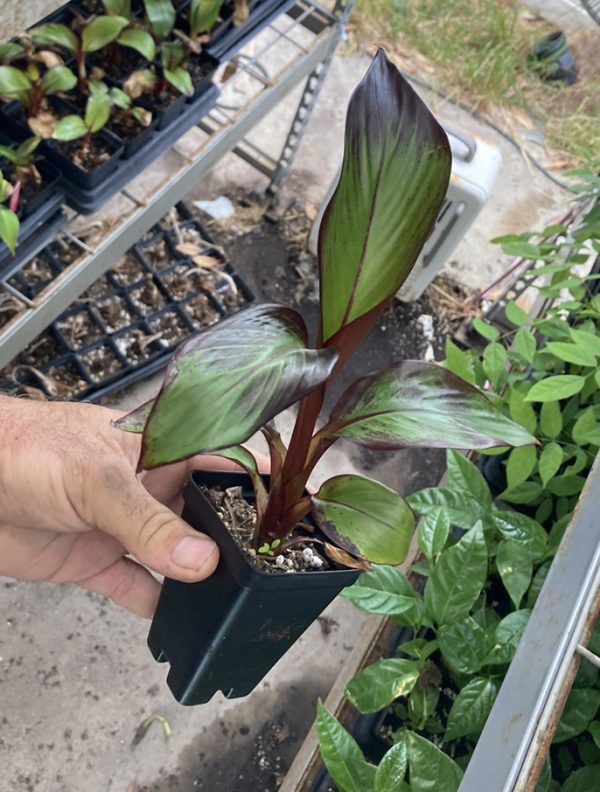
[0,396,267,618]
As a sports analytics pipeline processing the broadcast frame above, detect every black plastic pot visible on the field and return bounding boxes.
[203,0,297,61]
[186,52,220,103]
[141,90,187,131]
[45,128,124,189]
[0,208,65,279]
[147,470,359,705]
[529,31,577,85]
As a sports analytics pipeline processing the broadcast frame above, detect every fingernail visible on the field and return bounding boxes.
[171,536,217,570]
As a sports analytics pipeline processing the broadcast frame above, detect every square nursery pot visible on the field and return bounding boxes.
[44,129,124,190]
[148,470,359,705]
[138,90,187,131]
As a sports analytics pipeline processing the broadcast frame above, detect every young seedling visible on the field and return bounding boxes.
[30,12,155,92]
[258,539,282,557]
[0,42,26,65]
[0,62,77,120]
[0,137,43,188]
[0,172,20,253]
[142,0,177,42]
[115,51,536,569]
[52,83,112,148]
[122,41,193,101]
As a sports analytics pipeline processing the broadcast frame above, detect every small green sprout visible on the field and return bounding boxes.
[258,538,282,557]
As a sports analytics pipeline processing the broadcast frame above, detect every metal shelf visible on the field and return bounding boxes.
[0,1,352,370]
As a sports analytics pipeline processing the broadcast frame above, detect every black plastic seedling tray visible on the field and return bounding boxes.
[0,206,254,401]
[0,207,66,280]
[204,0,298,61]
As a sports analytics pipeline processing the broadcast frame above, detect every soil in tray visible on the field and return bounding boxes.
[54,136,113,171]
[95,296,135,332]
[148,309,190,345]
[129,278,167,314]
[56,310,103,349]
[105,107,151,144]
[182,292,221,326]
[113,327,159,365]
[137,236,170,270]
[25,334,66,367]
[1,162,45,214]
[0,292,24,331]
[188,55,215,89]
[160,264,201,299]
[110,252,146,285]
[45,362,88,397]
[80,344,122,383]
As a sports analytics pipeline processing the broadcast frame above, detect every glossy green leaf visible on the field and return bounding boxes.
[500,481,543,504]
[117,305,339,468]
[514,328,536,363]
[328,361,536,451]
[424,521,487,625]
[505,301,529,325]
[408,682,440,729]
[444,677,498,741]
[490,509,547,559]
[472,316,499,340]
[104,0,132,13]
[482,342,506,389]
[498,240,541,258]
[312,475,414,564]
[117,29,156,61]
[0,42,25,63]
[82,16,129,52]
[544,341,597,367]
[405,732,463,792]
[164,66,193,97]
[485,609,531,665]
[41,66,77,95]
[85,93,111,132]
[570,328,600,356]
[572,407,600,446]
[374,742,407,792]
[505,445,537,491]
[407,487,485,531]
[316,702,376,792]
[318,50,451,343]
[539,441,564,486]
[554,689,600,743]
[0,65,31,96]
[546,475,585,496]
[525,375,585,402]
[342,566,420,618]
[0,206,19,253]
[589,721,600,750]
[447,450,492,504]
[496,540,532,608]
[53,115,88,140]
[209,446,268,518]
[144,0,176,38]
[540,400,562,438]
[508,388,537,433]
[444,338,476,384]
[438,617,493,675]
[346,658,420,713]
[30,23,79,52]
[562,766,600,792]
[189,0,224,36]
[418,508,450,560]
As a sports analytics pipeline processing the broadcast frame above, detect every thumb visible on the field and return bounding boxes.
[92,468,219,582]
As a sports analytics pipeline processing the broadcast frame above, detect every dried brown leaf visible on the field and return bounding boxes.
[27,111,57,139]
[176,242,202,257]
[324,543,372,571]
[123,69,155,99]
[192,254,221,269]
[221,61,238,82]
[34,50,65,69]
[233,0,249,26]
[304,203,317,221]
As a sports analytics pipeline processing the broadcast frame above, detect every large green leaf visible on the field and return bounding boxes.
[540,400,562,438]
[404,732,463,792]
[374,743,407,792]
[316,702,376,792]
[496,540,532,608]
[562,766,600,792]
[505,445,537,491]
[570,328,600,356]
[342,566,421,619]
[345,658,420,713]
[318,50,451,343]
[489,509,547,560]
[444,677,498,741]
[117,29,156,61]
[0,207,20,253]
[327,361,536,451]
[539,441,564,486]
[311,475,414,564]
[164,66,194,97]
[116,305,338,468]
[0,65,31,96]
[407,487,485,531]
[189,0,224,36]
[85,94,111,133]
[144,0,176,38]
[41,66,77,95]
[525,375,585,402]
[30,23,79,53]
[424,521,488,625]
[484,609,531,665]
[438,617,493,675]
[544,341,597,367]
[82,16,129,52]
[554,689,600,743]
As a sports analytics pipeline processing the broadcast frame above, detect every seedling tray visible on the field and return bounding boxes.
[58,84,220,214]
[0,205,66,280]
[0,206,254,401]
[205,0,299,61]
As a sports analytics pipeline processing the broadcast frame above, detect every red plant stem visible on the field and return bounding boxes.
[76,51,87,93]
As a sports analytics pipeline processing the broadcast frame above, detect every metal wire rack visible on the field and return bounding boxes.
[0,0,354,371]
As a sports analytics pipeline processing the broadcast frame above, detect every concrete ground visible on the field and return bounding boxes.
[0,1,595,790]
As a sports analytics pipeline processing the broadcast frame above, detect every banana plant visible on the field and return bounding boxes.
[114,50,536,568]
[0,172,20,253]
[0,62,77,118]
[30,13,155,92]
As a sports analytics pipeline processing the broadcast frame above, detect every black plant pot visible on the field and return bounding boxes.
[138,90,187,131]
[148,470,359,705]
[529,31,577,85]
[44,129,124,190]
